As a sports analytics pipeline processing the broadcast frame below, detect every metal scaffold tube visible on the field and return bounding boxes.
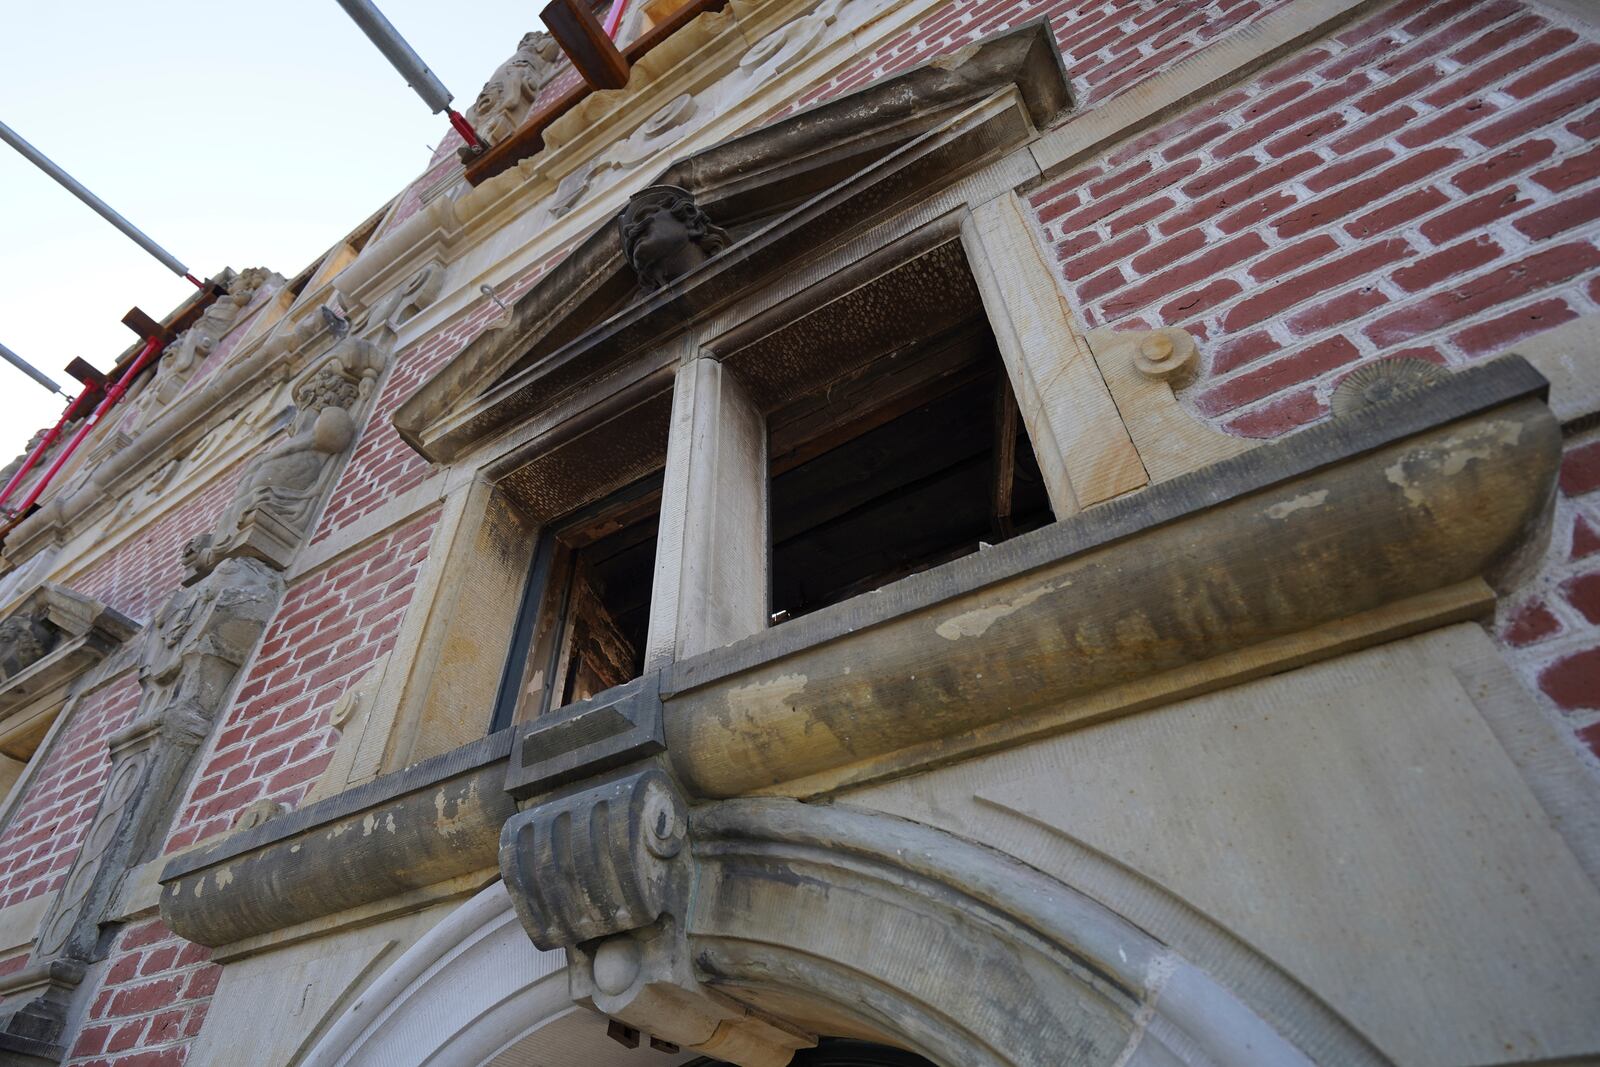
[334,0,454,113]
[333,0,485,149]
[0,341,64,396]
[0,118,201,287]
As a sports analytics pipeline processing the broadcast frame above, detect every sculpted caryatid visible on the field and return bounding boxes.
[469,31,561,143]
[181,314,379,580]
[618,186,731,292]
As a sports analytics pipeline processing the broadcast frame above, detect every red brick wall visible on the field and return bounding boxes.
[311,248,570,543]
[0,674,140,910]
[64,919,217,1067]
[1025,0,1600,758]
[1501,433,1600,755]
[1029,0,1599,434]
[7,3,1600,1062]
[66,464,245,623]
[786,0,1285,119]
[163,508,442,852]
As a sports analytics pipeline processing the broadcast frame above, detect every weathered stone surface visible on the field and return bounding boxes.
[964,193,1146,515]
[501,767,818,1065]
[1082,327,1254,485]
[144,268,274,416]
[505,672,665,799]
[395,21,1070,464]
[181,312,386,583]
[1510,311,1600,427]
[0,559,281,1049]
[619,185,731,292]
[848,624,1600,1067]
[502,767,687,949]
[0,584,136,729]
[662,358,1560,797]
[184,904,445,1067]
[160,730,515,948]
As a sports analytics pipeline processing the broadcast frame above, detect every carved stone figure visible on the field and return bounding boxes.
[0,609,54,680]
[469,31,562,144]
[0,586,134,717]
[181,310,385,582]
[1,558,282,1051]
[150,268,273,410]
[618,186,731,292]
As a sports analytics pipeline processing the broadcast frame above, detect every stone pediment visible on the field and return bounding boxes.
[394,22,1069,464]
[0,584,137,759]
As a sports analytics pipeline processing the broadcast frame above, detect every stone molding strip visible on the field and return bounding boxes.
[159,358,1555,951]
[162,726,512,882]
[5,281,296,562]
[666,356,1547,693]
[158,729,514,947]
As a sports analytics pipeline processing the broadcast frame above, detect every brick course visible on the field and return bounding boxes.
[0,674,140,909]
[2,2,1598,1061]
[782,0,1286,121]
[1027,0,1600,755]
[62,921,216,1067]
[65,463,245,623]
[166,507,442,851]
[311,247,570,543]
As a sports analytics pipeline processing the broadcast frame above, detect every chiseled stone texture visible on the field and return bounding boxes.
[0,0,1596,1064]
[844,623,1600,1067]
[181,904,446,1067]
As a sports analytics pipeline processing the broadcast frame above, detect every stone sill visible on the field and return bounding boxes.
[159,355,1557,947]
[661,355,1557,797]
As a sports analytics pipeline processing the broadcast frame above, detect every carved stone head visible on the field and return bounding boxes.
[618,186,731,292]
[518,30,561,66]
[0,610,56,680]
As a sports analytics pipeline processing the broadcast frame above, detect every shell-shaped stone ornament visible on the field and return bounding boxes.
[1331,357,1448,418]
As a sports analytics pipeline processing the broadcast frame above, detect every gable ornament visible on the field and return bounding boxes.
[619,185,731,292]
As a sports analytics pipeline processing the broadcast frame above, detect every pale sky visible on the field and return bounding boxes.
[0,1,537,463]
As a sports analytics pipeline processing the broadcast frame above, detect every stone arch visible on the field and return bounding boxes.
[306,802,1381,1067]
[296,882,684,1067]
[681,800,1382,1067]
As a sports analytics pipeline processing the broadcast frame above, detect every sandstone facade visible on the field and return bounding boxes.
[0,1,1598,1065]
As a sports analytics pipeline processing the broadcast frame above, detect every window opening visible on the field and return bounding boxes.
[767,316,1048,623]
[491,473,662,731]
[689,1038,938,1066]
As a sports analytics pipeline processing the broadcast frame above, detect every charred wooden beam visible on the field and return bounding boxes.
[540,0,630,90]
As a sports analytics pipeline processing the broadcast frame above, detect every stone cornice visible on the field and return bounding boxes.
[4,280,294,563]
[394,23,1068,465]
[0,584,137,742]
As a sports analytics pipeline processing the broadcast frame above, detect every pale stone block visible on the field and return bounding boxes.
[0,892,50,958]
[849,624,1600,1067]
[962,193,1147,516]
[647,357,769,667]
[1084,327,1254,483]
[185,904,447,1067]
[1511,313,1600,427]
